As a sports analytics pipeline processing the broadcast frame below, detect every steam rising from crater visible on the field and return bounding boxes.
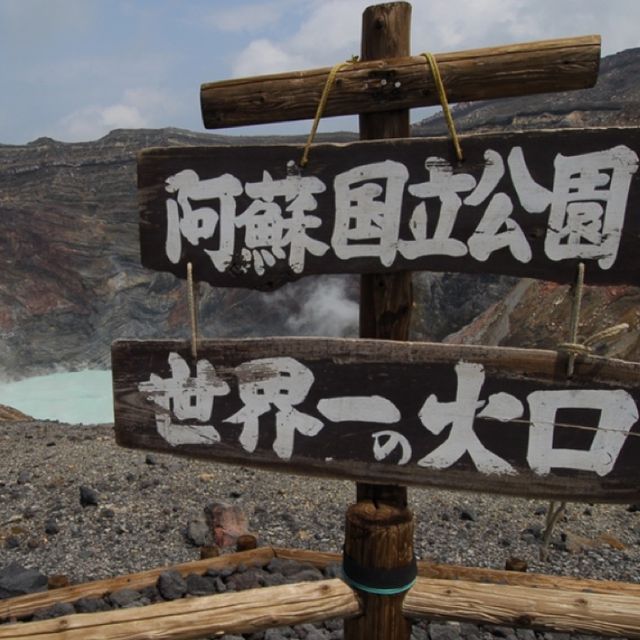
[283,277,358,337]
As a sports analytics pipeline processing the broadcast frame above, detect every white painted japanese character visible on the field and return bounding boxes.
[317,395,405,464]
[225,357,323,459]
[236,170,328,275]
[527,389,638,476]
[372,430,412,465]
[509,145,639,269]
[165,169,243,270]
[332,160,408,266]
[417,361,524,474]
[138,352,230,446]
[466,150,532,263]
[400,157,472,259]
[317,395,400,423]
[400,151,531,262]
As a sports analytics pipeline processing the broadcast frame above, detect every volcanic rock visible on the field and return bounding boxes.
[0,562,47,599]
[156,570,187,600]
[79,485,99,507]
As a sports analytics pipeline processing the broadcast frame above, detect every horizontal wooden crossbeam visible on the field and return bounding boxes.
[416,559,640,596]
[200,36,600,128]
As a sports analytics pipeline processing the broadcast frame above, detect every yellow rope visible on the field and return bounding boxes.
[557,324,630,358]
[300,60,353,168]
[420,52,463,162]
[187,262,198,360]
[584,323,630,347]
[562,262,585,376]
[557,262,630,376]
[303,54,462,165]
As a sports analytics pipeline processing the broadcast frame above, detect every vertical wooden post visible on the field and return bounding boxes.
[344,4,415,640]
[358,1,414,344]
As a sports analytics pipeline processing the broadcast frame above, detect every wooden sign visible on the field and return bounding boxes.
[139,127,640,289]
[112,337,640,502]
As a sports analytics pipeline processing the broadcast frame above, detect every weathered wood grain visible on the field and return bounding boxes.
[416,561,640,596]
[403,577,640,638]
[275,548,640,597]
[138,128,640,288]
[0,548,275,622]
[0,579,361,640]
[344,499,414,639]
[112,337,640,502]
[200,36,600,128]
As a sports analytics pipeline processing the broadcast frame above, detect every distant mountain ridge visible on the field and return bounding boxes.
[1,48,639,377]
[414,47,640,135]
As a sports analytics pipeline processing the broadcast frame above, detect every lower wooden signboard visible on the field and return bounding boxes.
[112,338,640,502]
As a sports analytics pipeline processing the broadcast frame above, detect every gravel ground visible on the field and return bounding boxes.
[2,420,640,587]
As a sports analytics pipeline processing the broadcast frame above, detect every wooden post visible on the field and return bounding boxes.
[344,4,415,639]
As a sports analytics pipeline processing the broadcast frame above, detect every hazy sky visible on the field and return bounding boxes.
[1,0,638,144]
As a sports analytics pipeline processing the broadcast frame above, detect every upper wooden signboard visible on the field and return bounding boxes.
[139,127,640,289]
[113,337,640,502]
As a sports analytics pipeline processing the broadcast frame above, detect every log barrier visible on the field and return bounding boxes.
[3,547,640,639]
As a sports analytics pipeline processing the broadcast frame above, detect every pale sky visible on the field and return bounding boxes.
[1,0,638,144]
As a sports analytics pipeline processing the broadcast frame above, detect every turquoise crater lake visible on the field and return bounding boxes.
[0,370,114,425]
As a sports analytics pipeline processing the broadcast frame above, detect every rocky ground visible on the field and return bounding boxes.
[1,420,640,639]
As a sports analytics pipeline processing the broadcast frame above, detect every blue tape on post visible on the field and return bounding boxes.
[342,553,417,595]
[342,574,417,595]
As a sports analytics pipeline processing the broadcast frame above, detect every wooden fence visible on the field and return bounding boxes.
[2,547,640,639]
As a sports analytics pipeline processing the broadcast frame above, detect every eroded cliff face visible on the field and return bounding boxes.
[0,129,319,376]
[447,281,640,362]
[1,48,639,377]
[1,131,179,376]
[0,128,375,377]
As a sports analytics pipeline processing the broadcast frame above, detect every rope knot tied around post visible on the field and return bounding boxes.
[299,59,356,168]
[300,53,464,168]
[557,323,630,359]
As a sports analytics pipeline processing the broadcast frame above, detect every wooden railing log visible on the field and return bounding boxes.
[417,560,640,596]
[0,579,361,640]
[275,549,640,596]
[0,547,274,622]
[403,577,640,638]
[5,570,640,640]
